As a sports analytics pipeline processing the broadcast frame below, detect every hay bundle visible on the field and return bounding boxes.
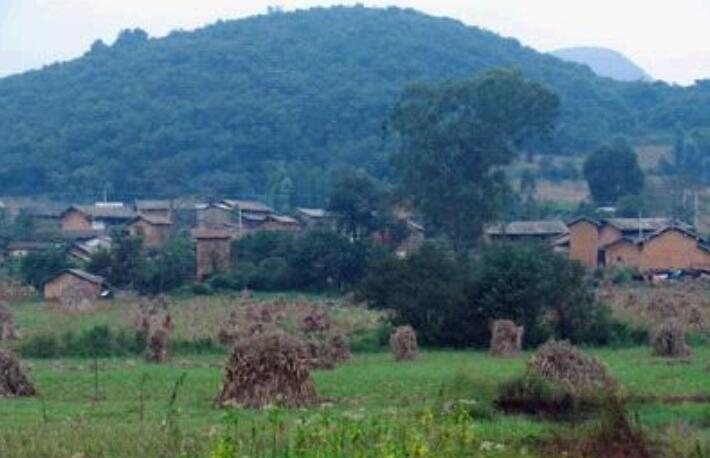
[528,340,616,391]
[651,321,691,358]
[330,334,351,363]
[390,325,418,361]
[490,320,524,357]
[0,302,18,341]
[145,327,170,363]
[302,307,331,334]
[59,284,96,311]
[304,333,351,370]
[0,350,36,398]
[216,333,317,409]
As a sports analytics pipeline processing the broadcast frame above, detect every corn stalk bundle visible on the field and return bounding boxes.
[651,321,691,358]
[489,320,524,358]
[0,350,36,398]
[0,302,18,341]
[528,340,616,392]
[216,332,317,409]
[390,325,418,362]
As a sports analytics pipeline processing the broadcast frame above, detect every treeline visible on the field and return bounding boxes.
[1,6,709,198]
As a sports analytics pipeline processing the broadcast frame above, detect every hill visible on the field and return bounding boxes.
[551,47,651,82]
[0,6,709,200]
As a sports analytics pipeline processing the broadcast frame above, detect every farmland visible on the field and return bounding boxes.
[1,294,710,457]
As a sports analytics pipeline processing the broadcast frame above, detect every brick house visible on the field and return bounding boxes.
[260,214,301,232]
[43,269,106,302]
[192,229,232,280]
[567,217,710,271]
[129,214,173,248]
[60,203,136,232]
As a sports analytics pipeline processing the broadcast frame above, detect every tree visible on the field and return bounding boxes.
[327,170,386,241]
[19,247,73,289]
[388,69,559,252]
[289,230,369,290]
[583,139,644,205]
[470,243,601,346]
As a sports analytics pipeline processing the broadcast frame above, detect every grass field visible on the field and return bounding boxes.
[2,296,710,457]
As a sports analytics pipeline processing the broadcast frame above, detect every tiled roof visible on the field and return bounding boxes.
[604,218,678,232]
[222,199,274,213]
[70,205,136,220]
[133,214,173,226]
[296,208,328,218]
[65,269,105,285]
[486,220,569,236]
[268,214,300,225]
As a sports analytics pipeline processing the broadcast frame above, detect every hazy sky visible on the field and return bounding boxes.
[1,0,709,84]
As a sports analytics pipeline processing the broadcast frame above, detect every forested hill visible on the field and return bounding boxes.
[0,6,709,200]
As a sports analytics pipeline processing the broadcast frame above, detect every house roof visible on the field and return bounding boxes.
[135,200,171,211]
[486,220,569,237]
[601,225,706,250]
[66,204,136,220]
[191,228,232,240]
[296,208,328,218]
[267,214,300,225]
[567,216,602,228]
[603,218,677,232]
[132,214,173,226]
[59,269,105,285]
[222,199,274,213]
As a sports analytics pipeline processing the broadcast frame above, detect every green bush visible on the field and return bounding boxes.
[610,267,639,285]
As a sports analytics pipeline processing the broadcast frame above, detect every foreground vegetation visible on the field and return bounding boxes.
[1,348,709,457]
[2,294,710,457]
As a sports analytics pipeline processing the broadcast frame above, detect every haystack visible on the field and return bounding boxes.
[528,340,616,391]
[59,284,96,311]
[302,307,331,334]
[145,327,170,363]
[390,325,418,361]
[0,350,36,398]
[0,302,18,341]
[490,320,524,357]
[651,321,691,358]
[216,333,317,409]
[330,334,351,363]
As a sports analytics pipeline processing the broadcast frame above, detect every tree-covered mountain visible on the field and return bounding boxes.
[0,6,709,201]
[550,47,652,82]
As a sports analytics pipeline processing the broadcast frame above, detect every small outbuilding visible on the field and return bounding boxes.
[43,269,106,302]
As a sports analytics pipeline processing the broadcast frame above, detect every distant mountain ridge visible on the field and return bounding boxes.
[0,6,708,199]
[550,47,652,82]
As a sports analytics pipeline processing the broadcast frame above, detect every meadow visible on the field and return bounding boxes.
[1,295,710,457]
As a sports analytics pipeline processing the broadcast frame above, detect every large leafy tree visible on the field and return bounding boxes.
[327,170,386,241]
[387,69,559,252]
[583,139,644,204]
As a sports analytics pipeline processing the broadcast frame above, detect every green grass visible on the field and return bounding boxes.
[2,296,710,456]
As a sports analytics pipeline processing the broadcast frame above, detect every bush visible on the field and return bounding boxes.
[19,325,221,358]
[610,267,639,285]
[360,241,630,349]
[190,282,214,296]
[250,257,293,291]
[496,373,598,420]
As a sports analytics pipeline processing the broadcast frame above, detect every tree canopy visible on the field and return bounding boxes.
[583,140,644,205]
[388,70,559,251]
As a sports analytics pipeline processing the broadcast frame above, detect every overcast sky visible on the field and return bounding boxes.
[1,0,709,84]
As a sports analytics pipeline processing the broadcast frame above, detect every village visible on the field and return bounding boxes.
[1,194,709,305]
